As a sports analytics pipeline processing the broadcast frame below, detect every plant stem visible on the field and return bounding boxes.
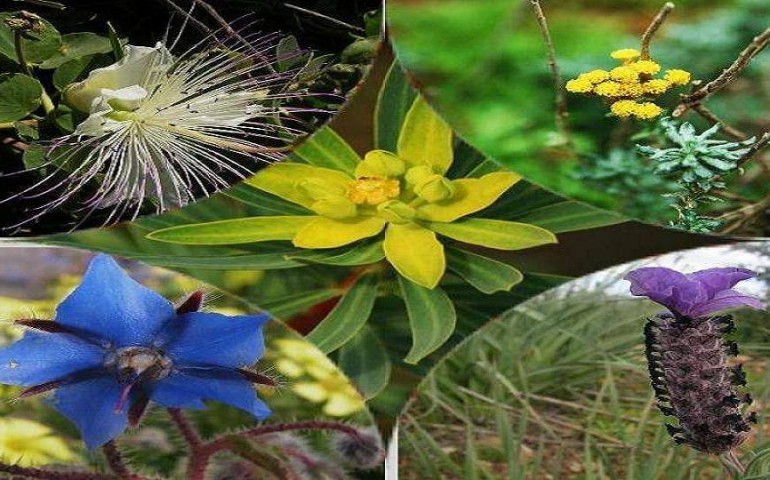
[737,131,770,168]
[691,104,747,141]
[168,408,204,448]
[719,450,746,478]
[241,420,364,439]
[640,2,675,60]
[14,30,55,115]
[0,462,116,480]
[674,24,770,117]
[101,441,140,480]
[528,0,571,145]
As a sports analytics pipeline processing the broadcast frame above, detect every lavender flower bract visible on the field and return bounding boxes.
[626,266,763,454]
[0,255,273,449]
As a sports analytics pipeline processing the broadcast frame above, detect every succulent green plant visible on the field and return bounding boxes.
[638,119,754,191]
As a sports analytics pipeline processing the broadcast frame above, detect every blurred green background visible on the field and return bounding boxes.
[388,0,770,232]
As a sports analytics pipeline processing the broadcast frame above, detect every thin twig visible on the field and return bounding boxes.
[156,0,212,36]
[674,24,770,117]
[528,0,570,145]
[737,131,770,168]
[167,408,204,448]
[640,2,674,60]
[283,3,366,33]
[101,442,139,480]
[691,104,747,141]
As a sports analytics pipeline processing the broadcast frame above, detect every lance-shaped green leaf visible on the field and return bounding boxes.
[446,248,524,294]
[259,288,341,319]
[291,127,361,175]
[147,216,313,245]
[339,326,391,399]
[375,62,416,151]
[429,218,557,250]
[0,74,42,122]
[399,276,456,364]
[129,252,304,270]
[307,273,379,353]
[287,241,385,266]
[398,95,453,173]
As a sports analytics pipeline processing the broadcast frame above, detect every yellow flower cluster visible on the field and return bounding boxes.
[566,48,691,120]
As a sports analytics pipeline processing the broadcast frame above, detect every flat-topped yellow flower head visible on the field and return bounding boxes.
[610,48,641,62]
[665,69,692,85]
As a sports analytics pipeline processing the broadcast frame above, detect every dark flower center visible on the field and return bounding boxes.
[105,346,173,384]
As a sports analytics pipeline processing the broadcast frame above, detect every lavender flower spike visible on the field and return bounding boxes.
[626,267,763,318]
[626,266,764,455]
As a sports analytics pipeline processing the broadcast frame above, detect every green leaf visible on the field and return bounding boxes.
[428,218,557,250]
[0,74,42,122]
[39,32,112,69]
[397,96,453,173]
[375,62,417,151]
[14,120,38,141]
[286,241,385,266]
[510,201,626,233]
[0,12,62,64]
[339,326,391,399]
[259,288,340,319]
[53,53,112,91]
[398,276,456,364]
[446,248,523,294]
[276,35,304,71]
[147,216,313,245]
[129,252,304,270]
[107,22,124,61]
[22,144,46,170]
[291,127,361,175]
[306,273,379,354]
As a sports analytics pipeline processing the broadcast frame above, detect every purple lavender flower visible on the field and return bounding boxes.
[625,266,763,454]
[626,267,763,318]
[0,255,273,449]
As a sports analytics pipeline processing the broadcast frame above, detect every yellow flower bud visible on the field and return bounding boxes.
[610,48,641,62]
[404,165,434,186]
[610,66,640,83]
[594,81,623,98]
[641,79,671,95]
[414,175,456,203]
[579,70,610,84]
[356,150,407,178]
[566,78,593,93]
[377,200,416,224]
[664,69,691,86]
[629,60,661,75]
[311,196,358,219]
[610,100,637,118]
[632,102,663,120]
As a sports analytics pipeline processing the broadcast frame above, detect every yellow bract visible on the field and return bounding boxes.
[565,47,692,120]
[247,97,531,289]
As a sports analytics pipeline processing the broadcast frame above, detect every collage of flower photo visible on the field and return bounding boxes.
[0,0,769,479]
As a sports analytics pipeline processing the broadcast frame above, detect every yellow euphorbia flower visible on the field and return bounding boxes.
[0,418,75,466]
[273,339,365,417]
[243,98,554,289]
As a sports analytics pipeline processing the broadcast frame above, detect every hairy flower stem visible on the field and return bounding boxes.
[168,408,204,448]
[0,463,116,480]
[102,442,141,480]
[242,420,365,439]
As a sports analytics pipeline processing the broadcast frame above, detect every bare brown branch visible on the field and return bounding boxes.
[640,2,675,60]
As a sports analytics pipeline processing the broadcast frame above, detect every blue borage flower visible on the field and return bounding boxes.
[0,255,274,449]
